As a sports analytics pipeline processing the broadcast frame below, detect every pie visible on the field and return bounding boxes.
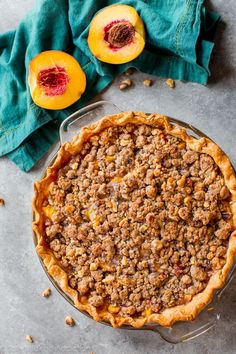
[33,112,236,328]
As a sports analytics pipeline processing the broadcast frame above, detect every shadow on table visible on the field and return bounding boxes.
[208,20,235,85]
[220,275,236,322]
[204,0,236,85]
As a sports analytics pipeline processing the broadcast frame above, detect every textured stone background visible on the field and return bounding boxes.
[0,1,235,353]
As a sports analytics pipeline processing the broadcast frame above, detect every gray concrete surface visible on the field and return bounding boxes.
[0,1,236,353]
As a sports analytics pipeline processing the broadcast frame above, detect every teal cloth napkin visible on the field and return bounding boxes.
[0,0,220,172]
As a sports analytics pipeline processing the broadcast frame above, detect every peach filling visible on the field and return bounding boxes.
[104,20,135,50]
[37,66,70,96]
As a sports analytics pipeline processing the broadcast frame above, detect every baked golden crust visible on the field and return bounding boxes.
[33,112,236,328]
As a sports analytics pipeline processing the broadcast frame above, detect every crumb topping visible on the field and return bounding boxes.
[43,123,233,316]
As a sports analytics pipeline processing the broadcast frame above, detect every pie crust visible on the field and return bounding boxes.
[33,112,236,328]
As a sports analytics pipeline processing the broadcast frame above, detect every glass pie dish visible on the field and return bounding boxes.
[32,100,236,343]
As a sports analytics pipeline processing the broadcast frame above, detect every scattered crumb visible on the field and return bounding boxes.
[119,79,133,90]
[65,316,75,327]
[25,335,33,343]
[143,79,153,87]
[0,198,5,206]
[124,68,135,75]
[166,78,175,88]
[207,307,214,312]
[42,288,51,298]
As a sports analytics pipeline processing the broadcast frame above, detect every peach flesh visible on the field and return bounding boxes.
[37,66,70,96]
[104,20,135,50]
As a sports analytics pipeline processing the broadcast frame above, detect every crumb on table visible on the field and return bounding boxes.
[42,288,51,298]
[124,68,135,75]
[119,79,133,90]
[166,78,175,88]
[25,335,33,343]
[65,316,75,327]
[143,79,153,87]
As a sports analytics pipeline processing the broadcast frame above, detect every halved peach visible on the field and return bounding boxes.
[88,4,145,64]
[28,50,86,110]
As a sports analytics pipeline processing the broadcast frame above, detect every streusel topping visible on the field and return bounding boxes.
[43,123,232,316]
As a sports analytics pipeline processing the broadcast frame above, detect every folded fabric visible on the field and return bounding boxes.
[0,0,220,171]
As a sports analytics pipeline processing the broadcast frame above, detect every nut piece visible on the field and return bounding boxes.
[119,79,132,90]
[166,78,175,88]
[0,198,5,206]
[25,335,33,343]
[42,288,51,298]
[65,315,75,327]
[143,79,153,87]
[125,68,135,75]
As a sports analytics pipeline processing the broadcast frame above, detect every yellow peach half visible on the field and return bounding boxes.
[88,4,145,64]
[28,50,86,110]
